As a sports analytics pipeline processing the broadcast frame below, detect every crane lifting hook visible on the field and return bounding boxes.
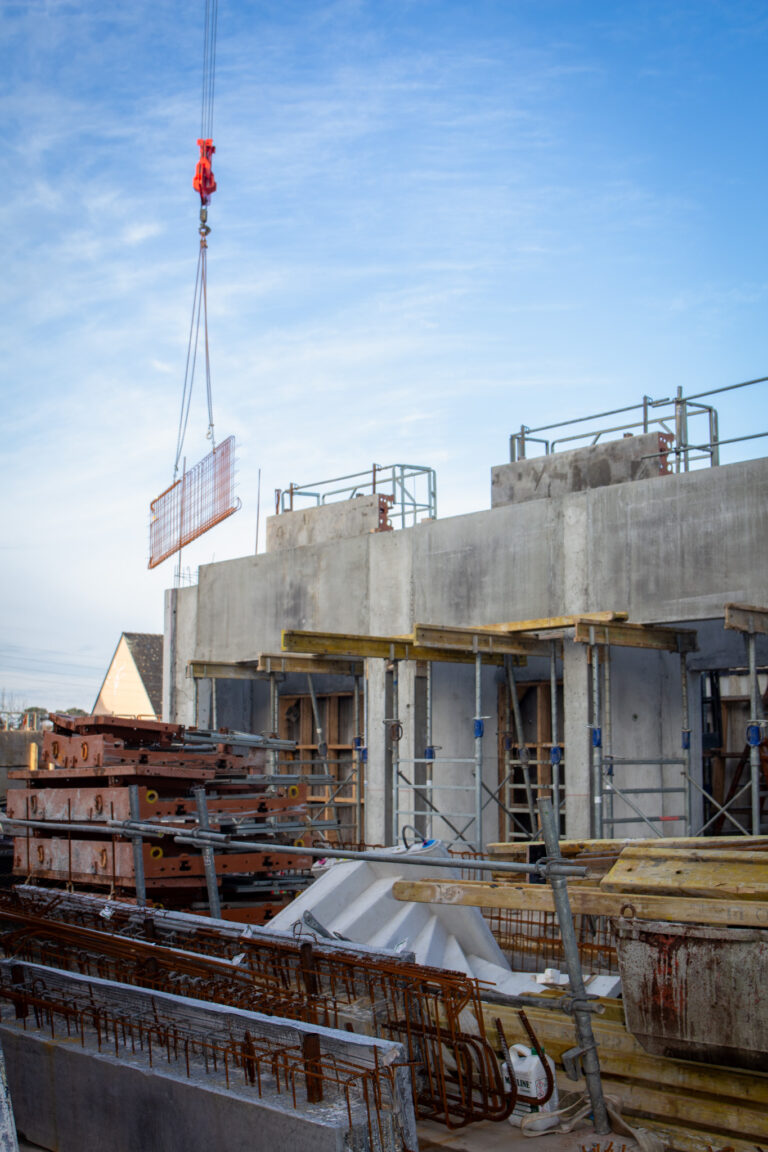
[193,138,217,206]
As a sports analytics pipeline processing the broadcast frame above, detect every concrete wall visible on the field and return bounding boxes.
[165,455,768,844]
[491,431,672,507]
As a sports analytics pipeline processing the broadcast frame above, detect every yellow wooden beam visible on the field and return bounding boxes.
[725,601,768,635]
[486,834,768,860]
[188,661,266,680]
[391,877,768,927]
[601,844,768,901]
[490,610,629,632]
[573,619,698,652]
[257,653,364,676]
[412,623,552,657]
[281,629,518,666]
[485,1002,768,1141]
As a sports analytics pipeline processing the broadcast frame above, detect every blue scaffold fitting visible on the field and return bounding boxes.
[361,747,368,763]
[474,719,484,739]
[550,746,562,765]
[425,746,435,760]
[747,723,761,747]
[592,727,602,749]
[353,736,363,750]
[503,735,513,752]
[682,729,691,750]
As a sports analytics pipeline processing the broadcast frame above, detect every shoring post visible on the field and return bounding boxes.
[128,785,147,907]
[680,651,692,835]
[425,660,434,840]
[353,674,363,843]
[269,672,279,774]
[504,659,513,839]
[589,630,604,838]
[474,652,483,851]
[602,645,613,833]
[539,796,610,1136]
[194,785,222,919]
[748,629,762,835]
[549,640,562,826]
[506,657,536,830]
[391,657,400,845]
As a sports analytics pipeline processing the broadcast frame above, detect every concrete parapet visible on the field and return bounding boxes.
[267,494,391,553]
[491,432,672,507]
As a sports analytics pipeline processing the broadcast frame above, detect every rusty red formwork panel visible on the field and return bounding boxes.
[217,898,295,925]
[40,727,269,776]
[148,435,240,569]
[13,836,311,885]
[7,784,307,825]
[50,714,182,743]
[10,763,217,784]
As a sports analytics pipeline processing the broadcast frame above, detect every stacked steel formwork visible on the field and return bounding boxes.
[7,713,312,923]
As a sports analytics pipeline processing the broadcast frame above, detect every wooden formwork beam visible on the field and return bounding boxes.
[189,661,266,680]
[485,1003,768,1147]
[281,629,520,666]
[490,610,629,632]
[392,877,768,927]
[573,619,698,652]
[412,623,552,657]
[725,601,768,635]
[257,653,365,676]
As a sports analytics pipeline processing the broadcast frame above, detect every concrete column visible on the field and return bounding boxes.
[364,658,390,844]
[563,639,591,837]
[162,586,197,726]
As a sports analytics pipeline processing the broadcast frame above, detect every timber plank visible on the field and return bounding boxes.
[391,878,768,927]
[601,846,768,901]
[281,629,515,666]
[725,602,768,636]
[573,620,698,652]
[490,610,628,632]
[412,623,552,657]
[484,1004,768,1108]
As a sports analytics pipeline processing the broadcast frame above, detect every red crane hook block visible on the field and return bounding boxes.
[193,138,217,205]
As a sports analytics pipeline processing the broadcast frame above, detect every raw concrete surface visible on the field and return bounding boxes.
[266,494,389,552]
[491,432,670,507]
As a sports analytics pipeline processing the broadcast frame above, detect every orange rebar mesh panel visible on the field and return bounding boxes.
[149,436,239,569]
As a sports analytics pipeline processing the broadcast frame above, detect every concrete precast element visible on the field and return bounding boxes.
[0,885,515,1129]
[267,495,392,553]
[491,432,673,508]
[0,959,417,1152]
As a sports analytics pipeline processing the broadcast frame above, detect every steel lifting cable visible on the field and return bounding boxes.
[174,0,219,480]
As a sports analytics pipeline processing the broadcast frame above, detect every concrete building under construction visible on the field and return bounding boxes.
[164,393,768,851]
[3,388,768,1152]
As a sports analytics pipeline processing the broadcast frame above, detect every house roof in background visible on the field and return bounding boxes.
[122,633,163,717]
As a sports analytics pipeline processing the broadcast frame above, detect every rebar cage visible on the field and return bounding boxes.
[149,436,239,569]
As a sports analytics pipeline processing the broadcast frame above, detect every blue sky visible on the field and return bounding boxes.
[2,0,767,710]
